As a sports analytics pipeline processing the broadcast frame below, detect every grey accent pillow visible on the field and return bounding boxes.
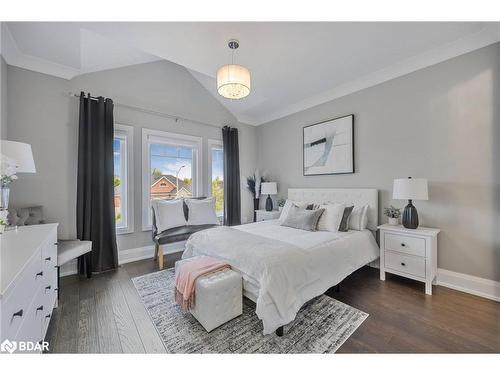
[338,206,354,232]
[280,204,325,231]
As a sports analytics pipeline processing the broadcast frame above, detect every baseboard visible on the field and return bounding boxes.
[60,242,186,277]
[437,268,500,302]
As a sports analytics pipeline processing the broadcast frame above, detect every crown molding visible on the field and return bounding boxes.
[254,25,500,126]
[2,24,78,80]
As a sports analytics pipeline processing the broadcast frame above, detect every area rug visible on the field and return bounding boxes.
[132,269,368,353]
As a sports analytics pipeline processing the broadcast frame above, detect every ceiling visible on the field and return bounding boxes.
[2,22,500,125]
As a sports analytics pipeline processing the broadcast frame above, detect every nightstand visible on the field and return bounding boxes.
[255,210,281,222]
[378,224,440,295]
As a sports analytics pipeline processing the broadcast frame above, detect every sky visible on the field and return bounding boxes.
[114,140,223,182]
[113,139,121,177]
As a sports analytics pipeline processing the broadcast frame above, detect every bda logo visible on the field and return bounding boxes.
[1,339,17,354]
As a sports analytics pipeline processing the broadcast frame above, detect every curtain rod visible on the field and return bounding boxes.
[68,92,224,129]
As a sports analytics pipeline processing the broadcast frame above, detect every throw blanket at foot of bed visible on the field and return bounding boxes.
[183,227,323,334]
[175,256,231,310]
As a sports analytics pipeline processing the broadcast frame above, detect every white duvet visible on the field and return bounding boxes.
[182,220,379,334]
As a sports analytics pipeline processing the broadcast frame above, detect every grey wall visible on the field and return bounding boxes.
[6,60,257,251]
[257,43,500,282]
[1,56,7,139]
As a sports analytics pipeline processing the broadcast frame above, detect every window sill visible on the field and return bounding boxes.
[116,227,134,235]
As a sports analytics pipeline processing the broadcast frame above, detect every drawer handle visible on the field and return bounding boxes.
[12,309,23,318]
[45,285,52,290]
[401,262,406,267]
[54,288,59,292]
[36,271,43,278]
[36,305,44,312]
[45,256,51,261]
[45,314,51,319]
[401,243,406,247]
[54,242,59,245]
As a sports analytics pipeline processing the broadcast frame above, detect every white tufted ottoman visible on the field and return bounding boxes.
[175,257,243,332]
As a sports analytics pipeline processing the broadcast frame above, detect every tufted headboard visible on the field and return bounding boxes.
[288,188,378,231]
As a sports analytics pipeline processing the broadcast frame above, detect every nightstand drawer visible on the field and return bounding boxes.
[385,251,425,278]
[385,233,425,257]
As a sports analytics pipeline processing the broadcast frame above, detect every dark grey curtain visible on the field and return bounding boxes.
[222,126,241,226]
[77,92,118,275]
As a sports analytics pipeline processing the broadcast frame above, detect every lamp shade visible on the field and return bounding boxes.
[393,178,428,200]
[0,140,36,173]
[217,64,251,99]
[261,182,277,195]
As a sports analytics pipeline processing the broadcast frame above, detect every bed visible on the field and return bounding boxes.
[182,188,379,335]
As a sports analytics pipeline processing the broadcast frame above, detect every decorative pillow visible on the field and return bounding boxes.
[338,206,354,232]
[280,204,324,231]
[185,197,219,226]
[278,199,308,223]
[348,205,369,231]
[152,199,187,233]
[317,203,346,232]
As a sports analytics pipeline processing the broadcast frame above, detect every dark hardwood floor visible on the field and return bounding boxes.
[45,254,500,353]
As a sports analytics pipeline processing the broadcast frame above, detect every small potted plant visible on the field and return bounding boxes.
[384,205,401,226]
[277,198,286,212]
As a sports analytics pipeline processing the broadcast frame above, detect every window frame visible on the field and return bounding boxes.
[114,124,134,235]
[207,139,224,218]
[141,128,203,230]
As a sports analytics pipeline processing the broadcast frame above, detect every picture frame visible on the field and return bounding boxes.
[303,114,354,176]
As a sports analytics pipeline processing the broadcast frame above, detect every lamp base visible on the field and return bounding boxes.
[402,200,419,229]
[265,195,273,211]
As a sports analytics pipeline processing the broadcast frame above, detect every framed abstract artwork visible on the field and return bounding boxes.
[303,114,354,175]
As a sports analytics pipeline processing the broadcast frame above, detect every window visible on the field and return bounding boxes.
[208,139,224,217]
[114,124,134,234]
[142,129,202,229]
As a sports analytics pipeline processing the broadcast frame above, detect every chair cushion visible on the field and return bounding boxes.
[154,224,217,245]
[7,206,45,226]
[57,239,92,266]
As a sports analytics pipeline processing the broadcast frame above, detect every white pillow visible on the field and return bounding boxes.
[278,199,308,223]
[348,205,369,231]
[317,203,346,232]
[185,198,219,226]
[152,199,186,233]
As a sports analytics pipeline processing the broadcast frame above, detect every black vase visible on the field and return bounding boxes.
[402,200,419,229]
[253,198,259,222]
[265,195,273,211]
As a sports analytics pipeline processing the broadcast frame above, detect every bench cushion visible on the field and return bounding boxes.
[57,240,92,266]
[154,224,217,245]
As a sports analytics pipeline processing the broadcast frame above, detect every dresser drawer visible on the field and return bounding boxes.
[15,286,45,344]
[41,230,57,264]
[385,251,426,278]
[385,233,425,257]
[1,251,42,340]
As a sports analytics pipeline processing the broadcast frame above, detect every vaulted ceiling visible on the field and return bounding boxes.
[2,22,500,125]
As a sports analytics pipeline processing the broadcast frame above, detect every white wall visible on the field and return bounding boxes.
[6,60,257,252]
[257,43,500,282]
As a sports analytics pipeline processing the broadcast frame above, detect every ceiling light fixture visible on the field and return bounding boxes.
[217,39,251,100]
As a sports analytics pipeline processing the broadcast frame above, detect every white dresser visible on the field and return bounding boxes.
[255,210,281,222]
[0,224,59,352]
[378,224,440,295]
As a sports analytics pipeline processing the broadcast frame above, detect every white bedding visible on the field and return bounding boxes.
[182,219,379,334]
